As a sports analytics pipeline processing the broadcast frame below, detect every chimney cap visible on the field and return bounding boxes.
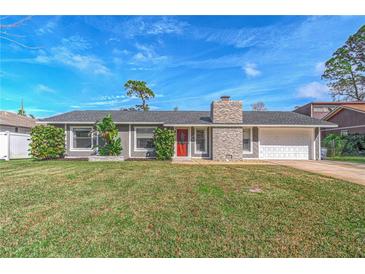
[220,95,230,101]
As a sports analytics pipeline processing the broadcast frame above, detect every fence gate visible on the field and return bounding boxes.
[0,131,31,160]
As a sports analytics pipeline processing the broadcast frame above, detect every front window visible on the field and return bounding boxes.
[195,128,207,153]
[340,130,349,136]
[72,127,93,149]
[135,127,155,150]
[243,128,252,153]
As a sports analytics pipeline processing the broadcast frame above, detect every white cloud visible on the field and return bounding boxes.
[37,19,58,35]
[131,43,168,65]
[315,61,325,75]
[193,24,279,49]
[61,35,91,51]
[297,81,329,100]
[35,84,56,93]
[124,17,188,37]
[147,17,187,35]
[34,36,110,75]
[77,95,133,107]
[243,63,261,77]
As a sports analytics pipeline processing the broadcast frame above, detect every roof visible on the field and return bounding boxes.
[323,105,365,120]
[294,101,365,113]
[310,101,365,105]
[0,111,36,128]
[38,110,336,127]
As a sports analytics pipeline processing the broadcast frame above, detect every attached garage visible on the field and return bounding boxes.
[259,128,314,160]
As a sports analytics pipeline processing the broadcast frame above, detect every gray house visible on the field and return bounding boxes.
[38,96,336,161]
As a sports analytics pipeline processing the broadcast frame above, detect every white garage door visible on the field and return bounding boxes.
[259,128,313,160]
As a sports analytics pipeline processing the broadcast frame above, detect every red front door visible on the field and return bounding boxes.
[176,129,188,157]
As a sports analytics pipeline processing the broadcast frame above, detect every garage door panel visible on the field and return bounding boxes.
[259,128,312,160]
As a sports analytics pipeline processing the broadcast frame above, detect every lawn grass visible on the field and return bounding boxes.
[0,160,365,257]
[327,156,365,164]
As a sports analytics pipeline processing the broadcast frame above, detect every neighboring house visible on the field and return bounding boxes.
[38,96,336,161]
[293,102,365,138]
[0,111,36,134]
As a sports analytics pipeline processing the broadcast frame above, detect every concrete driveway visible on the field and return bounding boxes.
[270,160,365,186]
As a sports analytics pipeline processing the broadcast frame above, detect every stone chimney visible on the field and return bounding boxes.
[210,96,243,161]
[210,96,243,124]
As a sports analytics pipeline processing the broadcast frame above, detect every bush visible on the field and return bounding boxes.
[95,114,122,156]
[323,134,345,157]
[342,134,365,155]
[324,133,365,156]
[30,125,65,160]
[153,128,175,160]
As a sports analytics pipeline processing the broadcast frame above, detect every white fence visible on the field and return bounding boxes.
[0,131,31,160]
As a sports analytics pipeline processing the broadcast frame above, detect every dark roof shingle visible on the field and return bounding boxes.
[39,110,336,127]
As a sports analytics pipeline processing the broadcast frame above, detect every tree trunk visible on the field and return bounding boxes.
[349,68,361,101]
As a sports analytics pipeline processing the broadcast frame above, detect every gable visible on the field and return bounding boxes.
[326,108,365,127]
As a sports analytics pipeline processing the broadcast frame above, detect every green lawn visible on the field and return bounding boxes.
[327,156,365,164]
[0,160,365,257]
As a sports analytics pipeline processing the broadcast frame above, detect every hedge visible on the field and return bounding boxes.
[153,128,175,160]
[29,125,65,160]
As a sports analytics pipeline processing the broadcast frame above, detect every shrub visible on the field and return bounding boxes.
[153,128,175,160]
[30,125,65,160]
[342,134,365,155]
[323,134,345,157]
[324,133,365,156]
[95,114,122,156]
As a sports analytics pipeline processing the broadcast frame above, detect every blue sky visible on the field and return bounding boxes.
[0,16,364,117]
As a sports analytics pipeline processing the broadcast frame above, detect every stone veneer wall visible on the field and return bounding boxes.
[211,100,243,123]
[212,127,243,161]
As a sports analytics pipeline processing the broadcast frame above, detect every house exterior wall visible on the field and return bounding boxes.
[52,124,130,158]
[321,108,365,138]
[47,123,321,161]
[242,127,259,159]
[58,124,95,157]
[0,125,32,134]
[212,127,243,161]
[130,124,162,158]
[117,124,130,158]
[293,104,311,116]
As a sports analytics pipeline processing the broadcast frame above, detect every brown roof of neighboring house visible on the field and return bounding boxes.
[293,101,365,114]
[322,106,365,120]
[342,104,365,112]
[311,101,365,105]
[0,111,36,128]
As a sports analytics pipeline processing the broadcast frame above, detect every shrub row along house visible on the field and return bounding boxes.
[38,96,336,161]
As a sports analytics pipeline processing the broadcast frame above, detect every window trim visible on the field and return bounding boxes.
[243,127,253,154]
[134,126,157,152]
[70,126,94,151]
[194,127,208,154]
